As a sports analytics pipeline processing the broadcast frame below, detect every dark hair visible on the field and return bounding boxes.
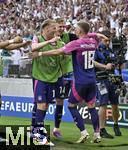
[102,30,111,38]
[77,21,90,34]
[40,19,56,32]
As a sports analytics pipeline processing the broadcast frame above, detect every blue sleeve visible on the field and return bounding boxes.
[94,50,98,61]
[94,44,103,61]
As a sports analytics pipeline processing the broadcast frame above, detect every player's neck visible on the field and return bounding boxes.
[42,34,51,41]
[80,33,88,38]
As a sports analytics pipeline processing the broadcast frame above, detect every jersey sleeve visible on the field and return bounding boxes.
[60,40,79,54]
[94,44,103,61]
[94,50,99,61]
[32,35,39,44]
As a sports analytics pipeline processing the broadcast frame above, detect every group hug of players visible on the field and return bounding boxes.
[0,18,124,146]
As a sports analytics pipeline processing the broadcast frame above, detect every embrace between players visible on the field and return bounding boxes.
[0,19,122,146]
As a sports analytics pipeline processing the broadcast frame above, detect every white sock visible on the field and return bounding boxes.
[81,129,88,136]
[94,132,100,137]
[53,128,60,131]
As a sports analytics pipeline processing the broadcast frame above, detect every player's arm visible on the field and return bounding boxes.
[93,60,113,70]
[32,36,60,51]
[0,36,23,49]
[29,40,77,59]
[4,41,31,50]
[88,33,109,43]
[29,49,64,59]
[96,33,109,41]
[39,48,64,56]
[32,41,51,51]
[0,40,12,49]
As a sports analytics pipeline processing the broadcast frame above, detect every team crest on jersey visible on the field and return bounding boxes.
[38,96,42,101]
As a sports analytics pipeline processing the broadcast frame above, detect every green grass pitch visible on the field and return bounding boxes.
[0,116,128,150]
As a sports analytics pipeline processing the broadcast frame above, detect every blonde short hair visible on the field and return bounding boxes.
[77,21,90,34]
[40,19,56,32]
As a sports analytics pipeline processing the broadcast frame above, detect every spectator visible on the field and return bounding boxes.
[0,0,128,68]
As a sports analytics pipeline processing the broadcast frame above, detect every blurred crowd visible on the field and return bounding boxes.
[0,0,128,41]
[0,0,128,75]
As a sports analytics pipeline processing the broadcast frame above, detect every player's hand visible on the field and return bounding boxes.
[48,36,60,43]
[105,63,114,70]
[28,51,39,59]
[13,36,23,43]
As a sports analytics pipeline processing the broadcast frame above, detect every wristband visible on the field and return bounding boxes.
[8,39,14,44]
[38,52,42,57]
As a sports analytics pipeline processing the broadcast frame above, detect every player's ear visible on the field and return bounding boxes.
[41,29,44,35]
[79,29,83,35]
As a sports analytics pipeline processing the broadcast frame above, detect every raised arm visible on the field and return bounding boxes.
[0,40,12,49]
[32,36,60,51]
[88,33,109,43]
[4,41,31,51]
[0,36,23,49]
[32,40,52,52]
[96,33,109,41]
